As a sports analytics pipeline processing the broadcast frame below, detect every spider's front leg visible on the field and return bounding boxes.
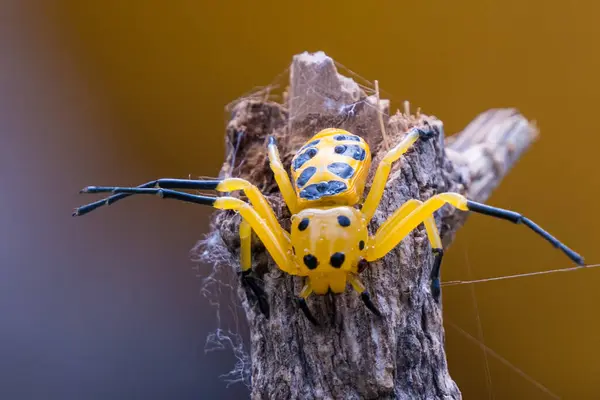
[361,125,436,222]
[75,178,298,317]
[366,193,584,303]
[267,136,298,214]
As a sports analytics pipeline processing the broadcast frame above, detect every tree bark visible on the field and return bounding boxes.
[195,51,538,400]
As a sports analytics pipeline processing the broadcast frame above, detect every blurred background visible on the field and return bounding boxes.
[1,1,598,399]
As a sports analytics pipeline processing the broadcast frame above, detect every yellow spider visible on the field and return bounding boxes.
[74,127,584,324]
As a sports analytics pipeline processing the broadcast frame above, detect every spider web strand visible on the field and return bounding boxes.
[442,263,600,287]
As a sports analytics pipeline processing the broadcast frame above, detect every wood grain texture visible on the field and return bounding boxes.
[194,52,537,400]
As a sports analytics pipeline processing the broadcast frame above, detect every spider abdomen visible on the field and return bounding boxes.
[291,128,372,209]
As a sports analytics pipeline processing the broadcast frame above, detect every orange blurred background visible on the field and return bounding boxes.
[2,1,599,399]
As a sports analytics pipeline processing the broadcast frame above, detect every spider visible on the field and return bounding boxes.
[73,126,584,324]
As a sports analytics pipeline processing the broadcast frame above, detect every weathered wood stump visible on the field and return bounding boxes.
[195,51,537,400]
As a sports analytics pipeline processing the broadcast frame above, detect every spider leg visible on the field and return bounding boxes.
[466,201,584,265]
[372,199,445,302]
[239,219,269,318]
[367,192,584,274]
[297,281,318,325]
[74,178,222,216]
[77,186,297,276]
[430,249,444,304]
[361,126,436,222]
[267,136,298,214]
[348,274,382,317]
[76,178,297,317]
[77,177,289,243]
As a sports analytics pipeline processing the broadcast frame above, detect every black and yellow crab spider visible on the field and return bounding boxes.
[74,127,584,324]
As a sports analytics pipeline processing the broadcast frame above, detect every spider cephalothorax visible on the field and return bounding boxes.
[74,127,584,324]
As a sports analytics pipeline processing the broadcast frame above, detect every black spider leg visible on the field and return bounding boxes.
[74,178,222,216]
[466,201,585,266]
[76,185,272,318]
[353,263,381,316]
[430,248,444,304]
[240,270,270,319]
[296,297,319,325]
[360,292,382,317]
[80,187,218,205]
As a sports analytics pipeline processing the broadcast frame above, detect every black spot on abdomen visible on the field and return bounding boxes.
[300,180,348,200]
[296,166,316,187]
[328,162,355,179]
[304,254,318,270]
[293,148,318,170]
[330,252,345,268]
[359,240,365,250]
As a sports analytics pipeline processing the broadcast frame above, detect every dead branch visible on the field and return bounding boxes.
[195,51,537,400]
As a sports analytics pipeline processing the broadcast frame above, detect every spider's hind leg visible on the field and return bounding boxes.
[421,210,444,304]
[239,219,270,318]
[430,248,444,304]
[368,198,445,304]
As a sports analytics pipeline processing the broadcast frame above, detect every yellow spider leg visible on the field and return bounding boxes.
[348,274,366,293]
[371,199,441,249]
[361,129,422,222]
[238,217,271,317]
[217,178,290,244]
[348,274,382,316]
[424,215,443,250]
[239,219,252,272]
[366,193,467,261]
[366,198,444,302]
[215,197,297,275]
[78,182,295,273]
[267,136,298,214]
[368,192,583,265]
[300,281,313,299]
